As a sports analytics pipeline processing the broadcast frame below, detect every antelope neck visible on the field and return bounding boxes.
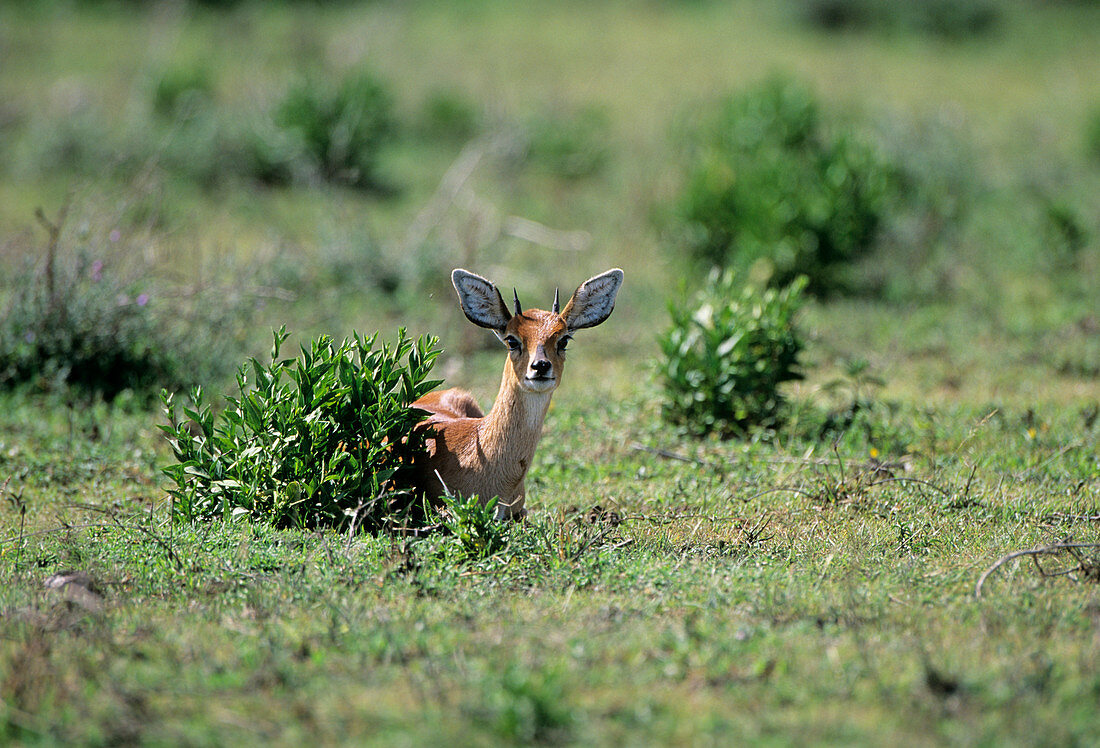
[479,365,554,460]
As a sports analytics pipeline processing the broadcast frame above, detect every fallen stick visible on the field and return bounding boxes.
[974,542,1100,599]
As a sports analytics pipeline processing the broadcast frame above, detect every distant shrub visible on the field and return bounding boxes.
[15,101,227,190]
[919,0,1000,38]
[267,232,384,296]
[16,68,399,193]
[799,357,913,457]
[525,106,612,180]
[269,71,397,190]
[657,270,807,437]
[801,0,876,29]
[477,664,576,743]
[799,0,1001,39]
[418,89,482,143]
[21,114,134,177]
[677,77,892,294]
[145,111,243,189]
[0,265,177,399]
[0,215,250,400]
[224,116,303,187]
[160,328,442,530]
[151,65,214,119]
[1039,195,1090,272]
[59,0,356,7]
[1087,105,1100,162]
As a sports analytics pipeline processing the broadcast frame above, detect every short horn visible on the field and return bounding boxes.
[513,288,523,316]
[552,288,560,314]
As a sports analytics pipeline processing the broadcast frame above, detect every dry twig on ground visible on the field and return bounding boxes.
[975,542,1100,599]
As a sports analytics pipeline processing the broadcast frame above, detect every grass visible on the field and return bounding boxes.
[2,388,1098,743]
[2,0,1099,744]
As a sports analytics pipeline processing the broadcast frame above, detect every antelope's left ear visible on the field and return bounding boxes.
[561,268,624,331]
[452,268,512,332]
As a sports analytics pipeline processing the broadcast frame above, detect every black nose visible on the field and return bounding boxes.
[531,359,552,376]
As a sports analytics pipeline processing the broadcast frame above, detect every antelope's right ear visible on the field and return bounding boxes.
[561,268,624,331]
[452,269,512,332]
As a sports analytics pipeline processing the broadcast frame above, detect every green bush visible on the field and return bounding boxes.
[160,327,443,530]
[270,71,396,190]
[1087,105,1100,162]
[677,77,892,294]
[799,0,1001,39]
[436,492,509,562]
[18,113,136,178]
[151,65,214,119]
[790,357,914,457]
[13,68,397,192]
[1039,195,1090,272]
[418,89,482,144]
[478,664,576,743]
[657,270,807,437]
[0,220,250,400]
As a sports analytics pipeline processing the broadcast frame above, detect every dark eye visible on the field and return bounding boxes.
[504,336,522,352]
[557,336,572,353]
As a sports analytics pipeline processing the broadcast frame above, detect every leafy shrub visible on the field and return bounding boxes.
[1087,105,1100,162]
[160,327,443,530]
[151,65,214,119]
[799,0,1001,39]
[15,68,397,192]
[269,71,397,190]
[799,357,913,457]
[0,217,250,400]
[436,492,509,562]
[234,116,311,188]
[477,664,576,743]
[18,113,136,178]
[657,270,807,437]
[1039,195,1090,273]
[0,276,177,399]
[677,77,892,294]
[418,89,482,143]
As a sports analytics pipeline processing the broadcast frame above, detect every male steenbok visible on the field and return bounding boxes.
[413,267,624,520]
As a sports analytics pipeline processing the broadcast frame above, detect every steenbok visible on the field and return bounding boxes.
[413,268,623,520]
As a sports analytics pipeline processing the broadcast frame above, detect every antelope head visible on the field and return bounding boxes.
[451,268,624,395]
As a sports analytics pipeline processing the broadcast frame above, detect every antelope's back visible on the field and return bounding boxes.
[413,387,484,420]
[410,394,486,502]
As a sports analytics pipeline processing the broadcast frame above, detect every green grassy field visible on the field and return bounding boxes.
[2,0,1099,744]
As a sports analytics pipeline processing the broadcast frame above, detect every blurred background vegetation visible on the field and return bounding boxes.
[0,0,1097,418]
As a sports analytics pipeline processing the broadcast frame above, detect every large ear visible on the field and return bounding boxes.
[561,268,624,331]
[452,269,511,331]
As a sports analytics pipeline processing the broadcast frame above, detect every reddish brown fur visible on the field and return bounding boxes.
[414,388,483,420]
[413,310,567,520]
[411,267,622,520]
